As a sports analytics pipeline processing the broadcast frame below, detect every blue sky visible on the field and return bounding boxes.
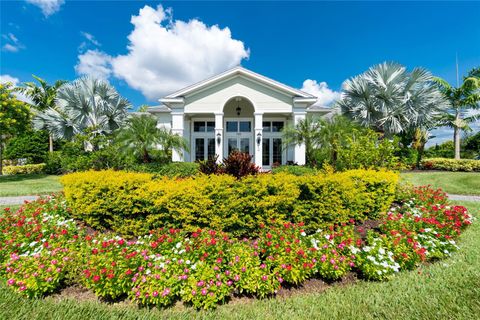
[1,1,479,145]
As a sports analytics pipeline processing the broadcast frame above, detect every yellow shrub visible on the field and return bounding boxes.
[2,163,46,175]
[421,158,480,172]
[61,169,399,237]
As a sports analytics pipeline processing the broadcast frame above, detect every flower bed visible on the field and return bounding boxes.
[0,186,473,309]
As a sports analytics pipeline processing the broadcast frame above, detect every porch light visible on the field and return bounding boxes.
[256,132,262,146]
[216,132,221,145]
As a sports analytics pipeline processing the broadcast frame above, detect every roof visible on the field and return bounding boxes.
[163,66,316,100]
[147,105,172,113]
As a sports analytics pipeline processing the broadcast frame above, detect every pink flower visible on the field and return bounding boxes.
[197,281,204,287]
[225,270,231,276]
[234,275,240,281]
[330,259,336,265]
[153,291,159,297]
[261,275,268,281]
[260,264,266,269]
[321,255,327,262]
[278,277,284,283]
[51,260,58,265]
[216,281,222,287]
[349,262,355,267]
[192,290,196,295]
[7,279,15,286]
[241,267,246,272]
[201,288,207,295]
[19,286,26,291]
[334,265,339,270]
[162,288,170,297]
[227,280,233,286]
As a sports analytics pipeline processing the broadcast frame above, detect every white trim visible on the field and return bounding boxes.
[164,66,316,99]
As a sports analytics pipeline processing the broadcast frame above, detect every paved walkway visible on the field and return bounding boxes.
[1,193,480,206]
[0,195,39,206]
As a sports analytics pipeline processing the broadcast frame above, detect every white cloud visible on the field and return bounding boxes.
[75,49,113,80]
[78,31,101,51]
[1,33,24,52]
[75,4,249,100]
[26,0,65,17]
[301,79,341,108]
[0,74,32,103]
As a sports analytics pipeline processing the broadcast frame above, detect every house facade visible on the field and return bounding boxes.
[148,67,332,169]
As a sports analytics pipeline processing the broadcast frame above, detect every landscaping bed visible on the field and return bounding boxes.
[0,178,472,310]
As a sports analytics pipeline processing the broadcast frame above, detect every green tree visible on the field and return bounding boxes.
[433,68,480,159]
[0,82,32,175]
[16,75,67,152]
[282,116,324,167]
[115,114,187,163]
[338,62,449,136]
[34,77,130,149]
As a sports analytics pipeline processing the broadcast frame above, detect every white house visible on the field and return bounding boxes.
[148,66,332,170]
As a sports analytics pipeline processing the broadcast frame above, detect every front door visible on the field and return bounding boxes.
[224,119,253,158]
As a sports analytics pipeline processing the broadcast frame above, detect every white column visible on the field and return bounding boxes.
[254,112,264,168]
[171,110,185,162]
[293,111,306,165]
[214,112,224,163]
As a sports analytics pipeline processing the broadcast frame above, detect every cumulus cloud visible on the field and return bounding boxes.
[1,33,24,52]
[301,79,341,108]
[0,74,32,103]
[75,49,113,80]
[74,4,250,100]
[26,0,65,17]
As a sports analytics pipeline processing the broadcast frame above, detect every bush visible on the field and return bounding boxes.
[222,151,259,179]
[2,163,46,175]
[272,165,317,176]
[132,162,199,178]
[421,158,480,172]
[61,169,399,236]
[3,130,49,164]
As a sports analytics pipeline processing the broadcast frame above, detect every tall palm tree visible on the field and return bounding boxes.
[337,62,449,137]
[433,68,480,159]
[115,114,188,163]
[34,77,130,147]
[16,75,67,152]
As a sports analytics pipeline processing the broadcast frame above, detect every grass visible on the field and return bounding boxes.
[0,174,62,197]
[400,171,480,196]
[0,201,478,319]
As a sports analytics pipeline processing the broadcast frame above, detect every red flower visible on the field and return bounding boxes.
[92,248,98,255]
[93,275,100,282]
[266,233,272,239]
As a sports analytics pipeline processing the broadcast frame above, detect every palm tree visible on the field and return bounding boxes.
[282,116,324,167]
[115,114,188,163]
[433,68,480,159]
[16,75,67,152]
[337,62,449,137]
[34,77,130,148]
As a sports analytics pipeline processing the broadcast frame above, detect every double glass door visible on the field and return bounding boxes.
[224,119,252,157]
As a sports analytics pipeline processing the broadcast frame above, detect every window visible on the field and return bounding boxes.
[262,138,270,166]
[194,121,215,132]
[272,138,282,164]
[226,121,238,132]
[262,121,284,132]
[195,138,216,161]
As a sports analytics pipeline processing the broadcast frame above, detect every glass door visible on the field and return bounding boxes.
[224,119,252,157]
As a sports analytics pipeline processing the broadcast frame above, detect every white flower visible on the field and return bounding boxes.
[377,270,382,275]
[378,248,385,255]
[176,242,182,249]
[363,246,372,252]
[300,231,306,237]
[186,260,191,265]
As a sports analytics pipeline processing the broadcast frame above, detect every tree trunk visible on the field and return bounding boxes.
[142,148,151,163]
[49,134,54,153]
[454,110,461,160]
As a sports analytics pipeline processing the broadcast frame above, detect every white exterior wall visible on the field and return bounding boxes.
[184,76,294,114]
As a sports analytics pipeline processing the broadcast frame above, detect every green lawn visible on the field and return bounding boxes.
[0,174,62,197]
[0,201,478,319]
[400,171,480,195]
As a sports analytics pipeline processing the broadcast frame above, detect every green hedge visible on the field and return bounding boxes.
[2,163,46,175]
[61,169,399,237]
[421,158,480,172]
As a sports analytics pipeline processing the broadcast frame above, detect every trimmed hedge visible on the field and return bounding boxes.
[2,163,46,175]
[421,158,480,172]
[61,169,399,237]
